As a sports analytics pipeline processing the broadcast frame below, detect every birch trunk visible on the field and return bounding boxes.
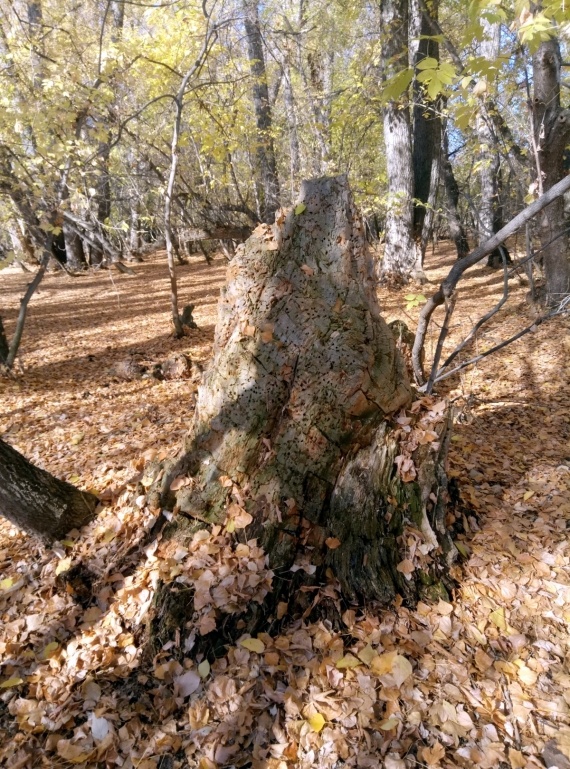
[380,0,417,281]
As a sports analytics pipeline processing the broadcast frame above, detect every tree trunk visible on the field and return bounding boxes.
[0,316,9,363]
[306,48,334,175]
[9,220,36,264]
[283,56,301,201]
[147,176,455,652]
[0,438,99,541]
[379,0,417,281]
[243,0,280,224]
[410,0,441,272]
[441,126,470,259]
[63,222,87,270]
[532,33,570,303]
[475,19,506,269]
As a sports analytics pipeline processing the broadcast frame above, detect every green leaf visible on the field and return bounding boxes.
[294,203,306,215]
[416,57,439,71]
[427,76,443,101]
[381,68,413,102]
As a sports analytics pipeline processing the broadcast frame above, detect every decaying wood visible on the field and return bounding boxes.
[149,175,456,651]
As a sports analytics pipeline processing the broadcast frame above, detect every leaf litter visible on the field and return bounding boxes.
[0,245,569,767]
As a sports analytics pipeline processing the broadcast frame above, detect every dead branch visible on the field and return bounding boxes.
[435,250,509,381]
[431,298,569,386]
[412,173,570,386]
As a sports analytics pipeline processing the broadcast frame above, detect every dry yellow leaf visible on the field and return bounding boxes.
[198,660,210,678]
[336,654,361,669]
[421,741,445,766]
[379,717,399,730]
[239,637,265,653]
[370,650,398,676]
[55,557,72,576]
[370,651,413,687]
[518,665,538,686]
[42,641,59,659]
[307,712,326,732]
[0,676,23,688]
[508,748,527,769]
[357,644,377,666]
[489,608,507,630]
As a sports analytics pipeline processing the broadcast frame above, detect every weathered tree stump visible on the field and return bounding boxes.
[149,176,455,650]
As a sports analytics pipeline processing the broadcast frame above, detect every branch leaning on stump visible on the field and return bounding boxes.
[412,173,570,391]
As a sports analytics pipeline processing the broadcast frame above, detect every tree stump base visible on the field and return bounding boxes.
[146,176,456,656]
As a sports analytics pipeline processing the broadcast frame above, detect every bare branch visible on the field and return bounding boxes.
[412,173,570,385]
[437,250,510,377]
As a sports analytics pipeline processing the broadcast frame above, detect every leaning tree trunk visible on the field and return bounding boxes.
[0,438,99,541]
[147,176,455,651]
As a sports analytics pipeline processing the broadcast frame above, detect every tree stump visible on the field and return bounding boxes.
[149,176,455,650]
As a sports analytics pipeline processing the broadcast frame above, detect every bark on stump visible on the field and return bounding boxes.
[149,176,455,650]
[0,438,99,541]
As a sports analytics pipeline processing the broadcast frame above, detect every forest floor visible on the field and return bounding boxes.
[0,244,569,769]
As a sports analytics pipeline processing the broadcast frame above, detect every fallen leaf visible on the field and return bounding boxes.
[90,714,110,741]
[239,637,265,653]
[174,670,201,698]
[307,712,325,732]
[379,717,399,730]
[336,654,361,669]
[55,557,72,576]
[0,676,23,688]
[198,660,210,678]
[422,741,446,765]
